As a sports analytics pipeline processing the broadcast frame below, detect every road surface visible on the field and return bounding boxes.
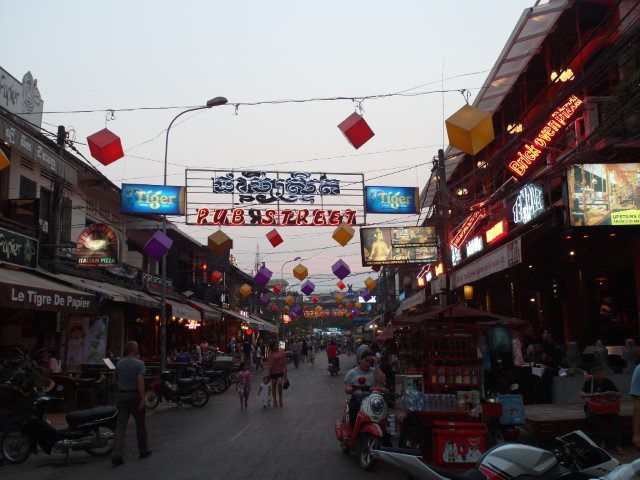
[3,353,403,480]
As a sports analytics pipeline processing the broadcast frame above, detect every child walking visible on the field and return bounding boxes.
[258,376,271,408]
[236,362,251,410]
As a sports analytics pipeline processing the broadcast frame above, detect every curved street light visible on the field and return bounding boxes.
[159,97,228,370]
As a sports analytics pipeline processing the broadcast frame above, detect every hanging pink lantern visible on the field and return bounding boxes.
[338,112,375,149]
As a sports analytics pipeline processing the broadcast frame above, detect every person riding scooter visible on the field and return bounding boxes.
[344,349,386,436]
[327,340,340,371]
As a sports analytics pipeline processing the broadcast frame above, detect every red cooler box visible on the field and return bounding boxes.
[431,421,487,468]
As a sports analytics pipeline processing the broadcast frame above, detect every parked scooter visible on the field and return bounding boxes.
[373,430,638,480]
[335,383,392,470]
[145,370,209,408]
[193,362,231,394]
[0,396,116,464]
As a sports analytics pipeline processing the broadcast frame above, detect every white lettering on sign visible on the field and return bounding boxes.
[466,236,483,257]
[513,184,544,224]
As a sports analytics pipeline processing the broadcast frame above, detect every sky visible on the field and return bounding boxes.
[3,0,536,291]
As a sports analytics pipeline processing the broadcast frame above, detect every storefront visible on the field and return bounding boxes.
[0,267,97,358]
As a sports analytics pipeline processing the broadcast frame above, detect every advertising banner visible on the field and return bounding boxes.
[364,186,419,214]
[66,316,108,365]
[568,163,640,226]
[360,226,438,266]
[185,169,365,226]
[121,183,185,215]
[77,224,119,267]
[0,227,38,268]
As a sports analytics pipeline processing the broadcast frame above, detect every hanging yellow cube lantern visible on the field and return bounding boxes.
[445,104,495,155]
[334,293,344,304]
[292,263,308,281]
[355,302,362,309]
[239,284,252,297]
[0,150,10,172]
[314,305,323,313]
[208,230,233,255]
[332,222,355,246]
[364,277,377,291]
[285,295,295,306]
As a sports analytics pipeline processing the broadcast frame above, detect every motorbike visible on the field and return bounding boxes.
[145,369,210,409]
[328,357,340,376]
[193,362,231,394]
[335,383,393,470]
[372,430,640,480]
[0,396,117,464]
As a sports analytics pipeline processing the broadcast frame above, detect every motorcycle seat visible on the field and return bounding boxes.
[430,465,485,480]
[66,406,117,428]
[177,378,195,386]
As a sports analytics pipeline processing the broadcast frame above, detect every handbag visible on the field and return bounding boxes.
[586,379,620,415]
[283,376,290,390]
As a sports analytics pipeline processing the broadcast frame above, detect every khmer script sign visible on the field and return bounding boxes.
[185,169,365,226]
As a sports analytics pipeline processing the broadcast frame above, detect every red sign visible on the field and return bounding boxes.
[195,208,357,226]
[485,220,507,244]
[185,320,201,330]
[507,95,583,179]
[451,209,486,249]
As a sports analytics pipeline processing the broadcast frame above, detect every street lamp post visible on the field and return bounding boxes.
[160,96,227,371]
[278,256,301,338]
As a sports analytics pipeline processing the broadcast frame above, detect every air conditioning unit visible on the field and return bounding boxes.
[574,96,615,142]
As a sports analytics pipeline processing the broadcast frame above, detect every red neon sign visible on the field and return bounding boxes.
[507,95,583,179]
[451,209,486,249]
[185,320,201,330]
[195,208,357,226]
[485,220,507,244]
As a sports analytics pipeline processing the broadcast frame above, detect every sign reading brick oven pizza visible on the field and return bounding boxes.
[506,95,583,180]
[185,169,365,226]
[76,224,119,267]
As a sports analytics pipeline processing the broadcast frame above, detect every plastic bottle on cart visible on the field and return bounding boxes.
[455,368,463,384]
[463,368,470,385]
[471,368,478,385]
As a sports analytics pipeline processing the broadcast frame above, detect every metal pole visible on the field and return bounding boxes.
[436,148,451,309]
[160,106,208,370]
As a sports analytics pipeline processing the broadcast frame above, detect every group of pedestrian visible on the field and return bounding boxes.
[290,337,316,365]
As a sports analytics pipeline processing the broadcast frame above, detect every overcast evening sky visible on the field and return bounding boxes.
[4,0,536,291]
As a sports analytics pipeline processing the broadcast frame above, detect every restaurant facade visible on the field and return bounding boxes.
[420,0,640,348]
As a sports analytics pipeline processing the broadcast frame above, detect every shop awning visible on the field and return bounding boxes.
[248,314,278,333]
[394,304,525,326]
[187,300,221,320]
[40,272,161,308]
[0,267,97,313]
[164,298,201,321]
[209,305,277,333]
[377,322,395,341]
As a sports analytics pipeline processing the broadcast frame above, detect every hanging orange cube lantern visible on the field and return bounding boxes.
[315,305,323,313]
[86,128,125,166]
[285,295,295,306]
[445,104,495,155]
[0,149,10,172]
[332,223,355,246]
[293,263,308,281]
[338,112,375,149]
[239,284,252,297]
[334,293,344,304]
[208,230,232,255]
[364,277,377,291]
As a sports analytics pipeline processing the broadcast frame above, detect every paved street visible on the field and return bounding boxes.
[3,353,402,480]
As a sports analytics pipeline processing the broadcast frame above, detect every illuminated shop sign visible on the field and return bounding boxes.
[485,220,507,244]
[121,184,185,215]
[507,95,583,179]
[465,236,483,257]
[451,246,461,266]
[451,209,487,249]
[185,169,365,225]
[363,186,419,214]
[195,208,357,226]
[77,224,119,267]
[513,184,544,224]
[185,320,202,330]
[434,263,444,277]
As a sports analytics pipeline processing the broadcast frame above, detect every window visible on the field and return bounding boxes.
[61,197,72,242]
[40,187,51,223]
[19,176,37,199]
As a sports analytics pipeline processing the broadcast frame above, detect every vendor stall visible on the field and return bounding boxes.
[391,304,529,469]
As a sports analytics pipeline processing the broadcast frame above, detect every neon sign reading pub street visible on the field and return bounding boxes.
[507,95,583,179]
[195,207,357,226]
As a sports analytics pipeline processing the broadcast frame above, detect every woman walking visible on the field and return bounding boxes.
[267,340,287,407]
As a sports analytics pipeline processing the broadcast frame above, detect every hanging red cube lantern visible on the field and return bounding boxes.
[303,305,309,311]
[337,112,375,149]
[371,265,381,272]
[210,271,223,283]
[337,280,346,290]
[312,297,318,304]
[266,228,284,248]
[86,128,124,166]
[271,305,279,312]
[273,284,282,294]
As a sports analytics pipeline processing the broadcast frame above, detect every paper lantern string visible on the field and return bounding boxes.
[105,109,116,127]
[354,99,365,115]
[460,89,471,105]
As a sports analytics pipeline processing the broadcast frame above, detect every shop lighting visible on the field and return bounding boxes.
[529,298,535,303]
[507,123,523,134]
[565,235,572,239]
[550,68,575,83]
[569,251,575,256]
[610,233,616,237]
[456,188,468,196]
[583,235,589,239]
[476,161,488,169]
[528,265,533,269]
[155,315,160,321]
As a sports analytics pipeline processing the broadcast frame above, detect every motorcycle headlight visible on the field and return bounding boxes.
[370,396,385,416]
